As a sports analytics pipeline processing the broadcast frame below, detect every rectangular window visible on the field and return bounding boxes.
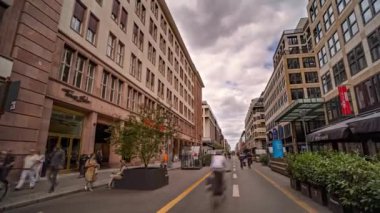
[138,31,144,51]
[318,46,328,67]
[59,47,74,83]
[133,23,139,45]
[328,31,341,57]
[321,72,333,94]
[86,14,98,44]
[116,41,125,66]
[336,0,351,14]
[310,0,319,21]
[146,69,155,91]
[120,8,128,32]
[101,72,109,100]
[287,58,300,69]
[111,0,120,21]
[360,0,380,24]
[117,80,123,105]
[167,68,173,84]
[168,30,174,45]
[307,87,321,98]
[305,72,319,83]
[291,89,304,100]
[347,43,367,76]
[314,22,323,44]
[367,27,380,62]
[332,60,347,86]
[341,11,359,43]
[288,36,298,45]
[73,55,85,88]
[160,15,167,34]
[323,5,335,31]
[355,73,380,113]
[137,59,142,81]
[151,0,158,19]
[302,57,317,68]
[106,33,116,59]
[130,54,137,77]
[160,34,166,54]
[320,0,326,6]
[85,62,96,93]
[110,76,117,103]
[71,1,86,33]
[289,73,303,84]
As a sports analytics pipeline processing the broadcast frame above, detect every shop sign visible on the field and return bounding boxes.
[62,88,90,103]
[338,86,352,115]
[272,139,284,159]
[272,128,278,140]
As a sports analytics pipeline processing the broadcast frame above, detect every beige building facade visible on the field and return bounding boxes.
[202,101,224,150]
[244,96,266,152]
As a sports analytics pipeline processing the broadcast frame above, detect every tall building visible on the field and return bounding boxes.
[202,101,224,150]
[264,18,326,153]
[0,0,204,171]
[306,0,380,155]
[244,96,266,153]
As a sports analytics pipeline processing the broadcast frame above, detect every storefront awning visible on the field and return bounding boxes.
[348,112,380,134]
[275,98,325,123]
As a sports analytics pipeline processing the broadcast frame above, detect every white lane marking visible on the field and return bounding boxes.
[233,173,237,179]
[232,184,240,197]
[233,168,236,172]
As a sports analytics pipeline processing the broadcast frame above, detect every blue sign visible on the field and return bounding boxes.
[273,139,284,158]
[273,128,278,140]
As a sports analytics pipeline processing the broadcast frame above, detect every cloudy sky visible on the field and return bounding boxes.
[166,0,307,149]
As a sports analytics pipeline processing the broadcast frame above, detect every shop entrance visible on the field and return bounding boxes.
[95,124,111,166]
[46,134,80,171]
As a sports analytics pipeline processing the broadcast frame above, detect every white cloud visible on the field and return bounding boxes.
[166,0,307,149]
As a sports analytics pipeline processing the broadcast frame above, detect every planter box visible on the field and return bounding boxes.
[113,167,169,190]
[328,195,344,213]
[310,185,327,206]
[300,182,311,198]
[290,178,301,191]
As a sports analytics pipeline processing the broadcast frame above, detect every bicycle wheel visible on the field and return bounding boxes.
[0,180,8,202]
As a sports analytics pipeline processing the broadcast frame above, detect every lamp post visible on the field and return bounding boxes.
[300,109,309,152]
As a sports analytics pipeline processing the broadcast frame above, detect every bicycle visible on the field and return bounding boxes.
[206,171,226,211]
[0,179,8,202]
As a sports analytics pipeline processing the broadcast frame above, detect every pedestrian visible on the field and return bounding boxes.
[95,149,103,166]
[161,151,168,169]
[15,149,40,190]
[239,153,246,169]
[84,153,99,191]
[78,154,89,178]
[0,149,15,185]
[47,146,65,193]
[108,159,127,189]
[247,152,253,169]
[34,151,45,182]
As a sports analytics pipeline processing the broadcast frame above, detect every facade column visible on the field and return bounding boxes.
[291,122,299,153]
[80,112,97,154]
[37,98,53,153]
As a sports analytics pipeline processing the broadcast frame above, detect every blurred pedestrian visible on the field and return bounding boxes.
[34,151,45,182]
[15,149,39,190]
[0,150,15,185]
[96,149,103,166]
[239,153,246,169]
[48,146,65,193]
[84,153,99,192]
[108,159,127,189]
[78,154,89,178]
[247,152,253,169]
[161,151,168,169]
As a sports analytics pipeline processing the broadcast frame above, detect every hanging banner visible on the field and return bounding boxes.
[338,86,352,115]
[272,139,284,158]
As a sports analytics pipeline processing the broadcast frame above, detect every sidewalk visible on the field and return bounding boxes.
[0,162,181,211]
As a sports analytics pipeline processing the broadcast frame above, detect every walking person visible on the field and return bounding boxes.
[15,149,40,191]
[247,152,253,169]
[47,146,65,193]
[78,154,89,178]
[34,151,45,182]
[95,149,103,166]
[84,153,99,192]
[239,153,246,169]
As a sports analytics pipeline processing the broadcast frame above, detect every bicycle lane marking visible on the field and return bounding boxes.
[232,184,240,197]
[156,171,212,213]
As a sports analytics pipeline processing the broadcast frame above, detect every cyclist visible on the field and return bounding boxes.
[210,150,227,196]
[0,150,15,185]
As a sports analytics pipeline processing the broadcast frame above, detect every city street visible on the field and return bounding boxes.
[8,158,330,213]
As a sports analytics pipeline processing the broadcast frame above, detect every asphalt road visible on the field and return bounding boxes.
[8,158,330,213]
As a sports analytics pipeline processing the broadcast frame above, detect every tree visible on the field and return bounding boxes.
[109,106,178,168]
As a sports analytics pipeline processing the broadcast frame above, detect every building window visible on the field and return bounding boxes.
[307,87,321,98]
[347,43,367,76]
[71,1,86,33]
[323,5,335,31]
[318,46,328,67]
[320,0,326,6]
[96,0,102,6]
[303,57,317,68]
[168,30,174,45]
[146,69,155,91]
[59,47,74,83]
[160,15,167,34]
[287,58,300,69]
[116,41,125,66]
[150,0,158,19]
[288,36,298,45]
[355,73,380,113]
[336,0,351,14]
[342,11,359,43]
[314,22,323,44]
[117,80,123,105]
[367,27,380,62]
[167,68,173,84]
[291,89,304,100]
[86,14,98,44]
[158,56,165,76]
[321,72,333,94]
[132,23,139,45]
[328,31,341,57]
[130,53,137,77]
[110,76,117,103]
[85,62,96,93]
[111,0,120,21]
[360,0,380,24]
[157,80,164,99]
[72,55,85,88]
[326,96,350,122]
[305,72,319,83]
[106,33,116,59]
[333,60,347,86]
[310,0,318,21]
[289,73,303,84]
[159,34,166,55]
[149,18,157,41]
[101,72,109,100]
[120,8,128,32]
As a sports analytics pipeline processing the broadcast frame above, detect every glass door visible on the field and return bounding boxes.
[70,138,80,170]
[60,137,71,170]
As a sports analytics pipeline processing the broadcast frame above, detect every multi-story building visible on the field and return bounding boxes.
[264,18,326,153]
[0,0,204,172]
[202,101,224,150]
[244,96,266,153]
[306,0,380,155]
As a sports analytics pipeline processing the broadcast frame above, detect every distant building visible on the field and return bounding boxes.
[244,95,266,153]
[202,101,224,150]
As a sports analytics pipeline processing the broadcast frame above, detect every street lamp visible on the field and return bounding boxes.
[300,109,309,152]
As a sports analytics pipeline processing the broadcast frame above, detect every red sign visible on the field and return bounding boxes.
[338,86,352,115]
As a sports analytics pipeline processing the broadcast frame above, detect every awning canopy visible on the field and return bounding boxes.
[348,112,380,134]
[275,98,325,123]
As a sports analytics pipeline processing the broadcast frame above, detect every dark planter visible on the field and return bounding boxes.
[300,182,311,198]
[328,195,344,213]
[290,177,301,191]
[113,167,169,190]
[310,185,327,206]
